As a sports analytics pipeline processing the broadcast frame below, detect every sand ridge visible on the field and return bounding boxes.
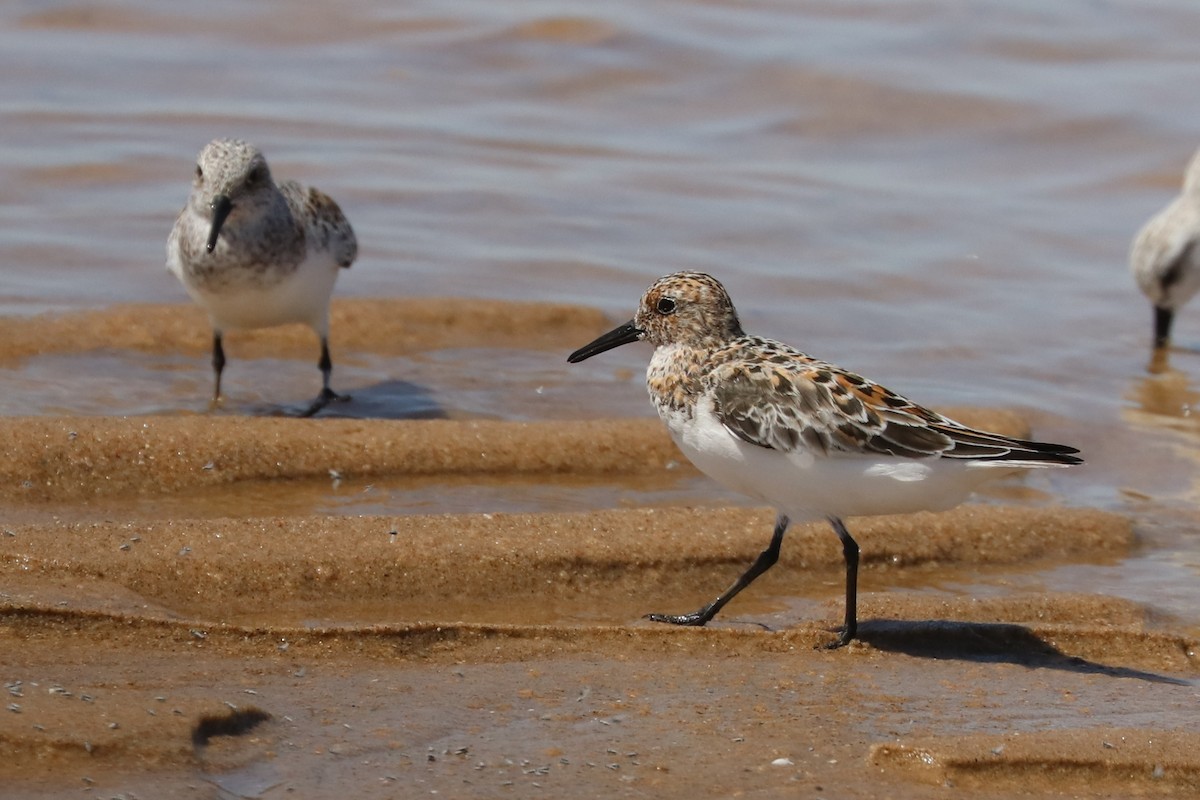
[0,298,611,363]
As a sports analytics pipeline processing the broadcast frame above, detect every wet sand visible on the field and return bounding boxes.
[1,299,1197,799]
[0,298,611,363]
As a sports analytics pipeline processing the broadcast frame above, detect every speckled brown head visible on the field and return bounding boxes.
[568,271,745,362]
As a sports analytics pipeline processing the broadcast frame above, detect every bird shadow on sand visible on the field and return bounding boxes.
[253,379,451,420]
[855,618,1193,686]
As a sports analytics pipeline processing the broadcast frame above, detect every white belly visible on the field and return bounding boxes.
[180,253,341,335]
[662,397,1001,521]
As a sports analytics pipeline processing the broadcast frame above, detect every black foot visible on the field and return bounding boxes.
[645,611,712,627]
[298,388,351,418]
[819,626,856,650]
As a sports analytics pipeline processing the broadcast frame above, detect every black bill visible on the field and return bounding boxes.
[568,320,643,363]
[206,194,234,253]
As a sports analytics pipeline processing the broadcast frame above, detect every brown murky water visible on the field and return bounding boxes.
[3,1,1200,797]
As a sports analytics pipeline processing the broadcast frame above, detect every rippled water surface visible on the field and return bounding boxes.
[4,1,1200,628]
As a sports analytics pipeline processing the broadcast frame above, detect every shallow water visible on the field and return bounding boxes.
[2,0,1200,663]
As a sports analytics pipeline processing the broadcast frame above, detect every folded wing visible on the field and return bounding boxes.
[708,356,1080,466]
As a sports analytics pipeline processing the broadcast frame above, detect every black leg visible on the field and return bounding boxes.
[210,332,226,407]
[824,516,859,649]
[646,514,790,626]
[299,337,350,417]
[1154,305,1174,349]
[318,336,335,394]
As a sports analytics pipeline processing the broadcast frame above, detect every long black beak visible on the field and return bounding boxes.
[568,320,643,363]
[206,194,234,253]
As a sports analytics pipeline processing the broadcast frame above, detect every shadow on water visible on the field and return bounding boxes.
[254,379,450,420]
[858,618,1193,686]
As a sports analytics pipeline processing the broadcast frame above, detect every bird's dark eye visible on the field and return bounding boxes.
[656,297,676,315]
[246,166,265,185]
[194,165,203,180]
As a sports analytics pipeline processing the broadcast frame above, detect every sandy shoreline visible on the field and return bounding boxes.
[1,299,1197,799]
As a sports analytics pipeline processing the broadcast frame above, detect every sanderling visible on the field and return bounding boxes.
[1131,147,1200,349]
[569,271,1081,648]
[167,138,357,416]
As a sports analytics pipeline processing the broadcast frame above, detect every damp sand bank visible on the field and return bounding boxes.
[0,300,1195,799]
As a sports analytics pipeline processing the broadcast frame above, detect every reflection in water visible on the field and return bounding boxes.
[1124,347,1200,506]
[1131,348,1200,421]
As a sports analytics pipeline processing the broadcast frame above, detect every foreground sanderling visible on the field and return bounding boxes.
[1131,147,1200,349]
[569,271,1081,648]
[167,138,357,416]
